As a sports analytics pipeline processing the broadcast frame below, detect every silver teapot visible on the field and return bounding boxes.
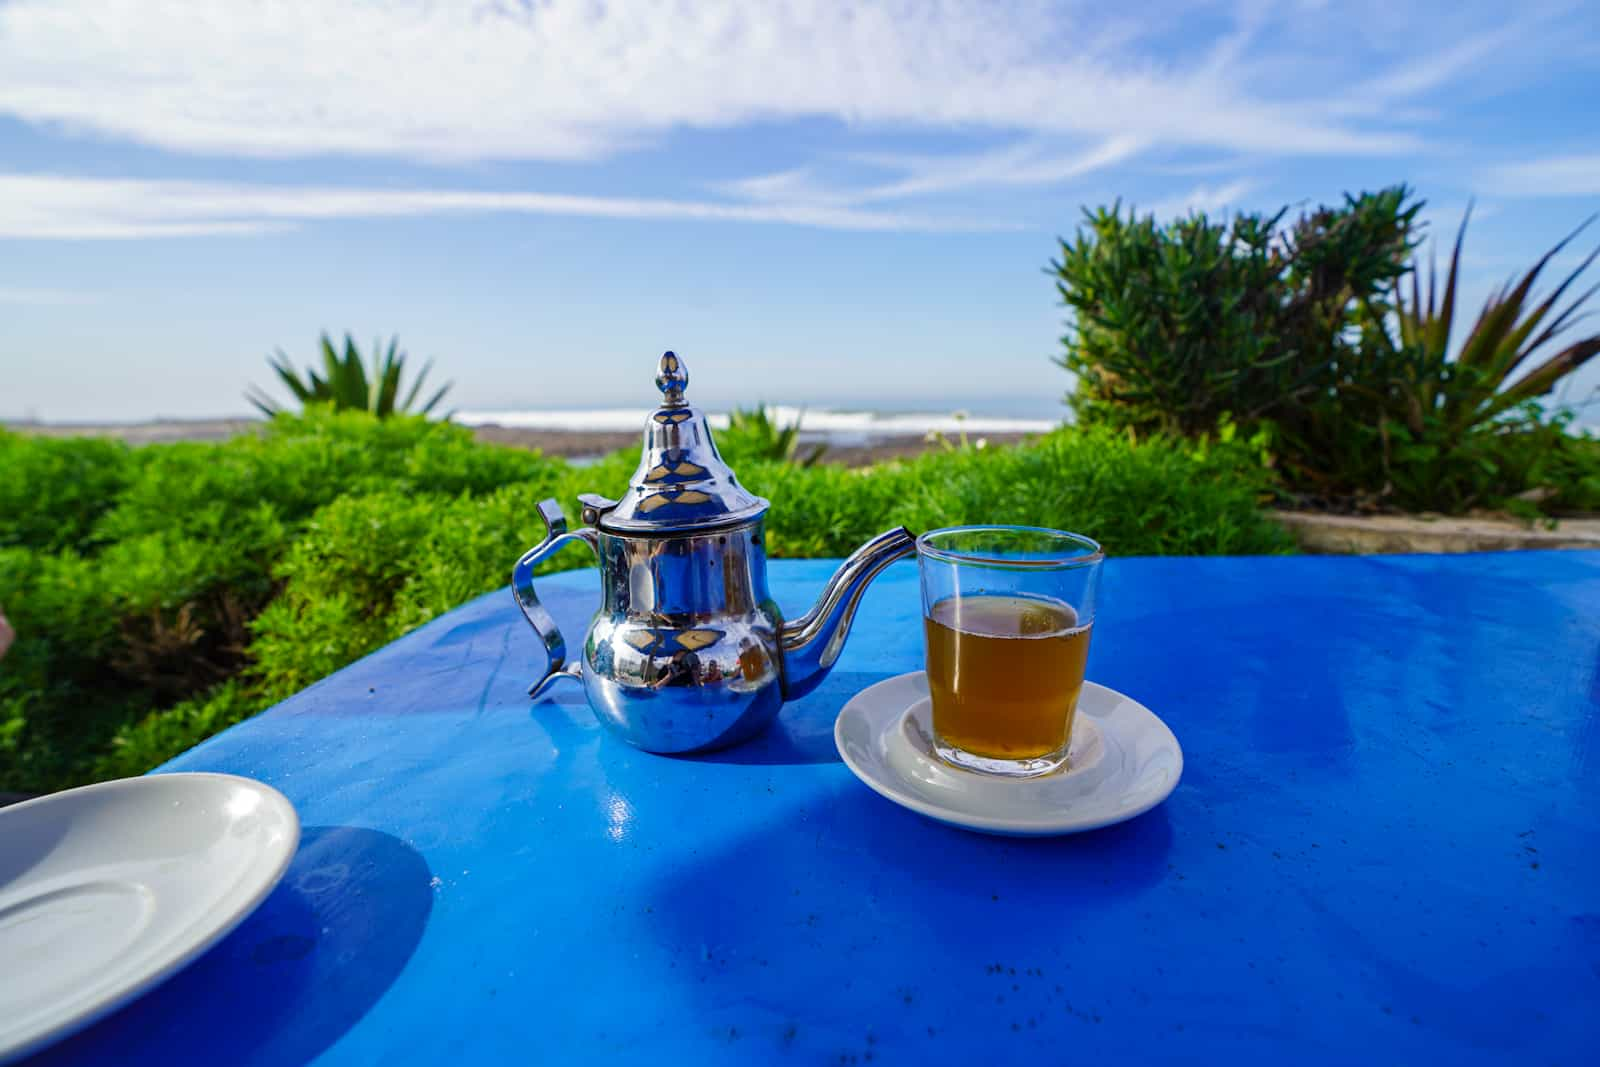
[512,352,916,753]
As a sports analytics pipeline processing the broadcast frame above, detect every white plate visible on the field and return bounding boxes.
[835,672,1182,836]
[0,773,299,1063]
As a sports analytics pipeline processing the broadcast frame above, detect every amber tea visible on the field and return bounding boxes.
[924,593,1091,761]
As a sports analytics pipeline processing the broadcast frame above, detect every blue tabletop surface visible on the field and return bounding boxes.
[31,552,1600,1066]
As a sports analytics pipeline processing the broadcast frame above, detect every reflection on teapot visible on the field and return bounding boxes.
[512,351,915,754]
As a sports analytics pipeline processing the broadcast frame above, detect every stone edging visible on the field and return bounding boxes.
[1272,510,1600,554]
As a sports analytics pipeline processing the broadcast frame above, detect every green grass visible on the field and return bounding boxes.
[0,415,1290,793]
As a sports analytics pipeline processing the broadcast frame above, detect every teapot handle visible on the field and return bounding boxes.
[512,499,599,700]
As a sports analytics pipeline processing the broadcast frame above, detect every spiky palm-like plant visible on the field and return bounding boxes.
[1390,206,1599,434]
[1303,206,1600,511]
[721,405,827,466]
[246,333,452,418]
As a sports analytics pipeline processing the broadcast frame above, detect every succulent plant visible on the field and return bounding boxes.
[246,333,451,419]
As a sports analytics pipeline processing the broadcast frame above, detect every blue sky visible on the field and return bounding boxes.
[1,0,1598,422]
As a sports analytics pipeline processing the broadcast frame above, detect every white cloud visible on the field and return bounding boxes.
[1481,155,1600,197]
[719,136,1147,209]
[0,0,1430,163]
[1141,180,1259,220]
[1331,29,1513,114]
[0,2,1571,242]
[851,136,1149,203]
[0,173,1018,239]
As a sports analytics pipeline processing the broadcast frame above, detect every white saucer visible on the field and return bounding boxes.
[0,773,300,1063]
[835,672,1182,836]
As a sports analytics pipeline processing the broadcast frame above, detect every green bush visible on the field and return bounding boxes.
[96,412,550,544]
[0,547,156,791]
[252,470,632,697]
[0,414,565,793]
[1052,188,1416,437]
[250,491,451,696]
[0,431,136,552]
[91,682,265,784]
[0,548,120,674]
[1529,418,1600,514]
[747,426,1291,558]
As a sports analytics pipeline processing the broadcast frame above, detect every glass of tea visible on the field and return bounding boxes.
[917,525,1103,778]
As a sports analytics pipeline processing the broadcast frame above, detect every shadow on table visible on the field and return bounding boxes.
[681,671,896,766]
[31,826,432,1067]
[637,785,1174,1055]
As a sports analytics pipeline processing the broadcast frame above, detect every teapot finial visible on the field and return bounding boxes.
[603,348,767,532]
[656,351,688,407]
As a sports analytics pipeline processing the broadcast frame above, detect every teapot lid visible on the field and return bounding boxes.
[593,351,769,533]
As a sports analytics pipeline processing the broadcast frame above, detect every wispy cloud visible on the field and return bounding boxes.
[1140,180,1259,220]
[850,137,1149,203]
[0,0,1435,163]
[0,173,1019,239]
[1331,29,1513,114]
[0,2,1580,245]
[1481,154,1600,197]
[719,136,1147,210]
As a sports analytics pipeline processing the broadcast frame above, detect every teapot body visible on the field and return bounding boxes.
[511,351,916,755]
[580,519,785,752]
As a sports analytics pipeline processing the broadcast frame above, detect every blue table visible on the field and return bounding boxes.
[32,553,1600,1066]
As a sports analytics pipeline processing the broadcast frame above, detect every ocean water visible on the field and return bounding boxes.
[455,404,1061,444]
[456,397,1600,442]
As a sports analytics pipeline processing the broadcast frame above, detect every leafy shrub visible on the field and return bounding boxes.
[1053,187,1417,437]
[249,491,450,696]
[1526,418,1600,514]
[0,548,156,791]
[86,414,560,693]
[747,425,1292,559]
[95,515,286,697]
[0,431,135,552]
[97,412,549,543]
[0,548,119,673]
[91,682,265,783]
[397,427,560,497]
[386,482,602,631]
[252,474,626,696]
[0,414,566,793]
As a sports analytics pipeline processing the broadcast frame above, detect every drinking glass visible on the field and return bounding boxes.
[917,525,1104,778]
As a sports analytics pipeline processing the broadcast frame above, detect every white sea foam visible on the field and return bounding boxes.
[455,406,1059,442]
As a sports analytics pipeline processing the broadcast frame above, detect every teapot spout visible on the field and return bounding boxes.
[779,526,917,700]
